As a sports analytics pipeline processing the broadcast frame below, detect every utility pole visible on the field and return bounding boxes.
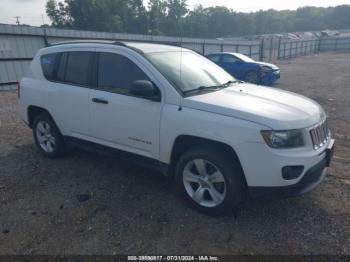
[14,16,21,25]
[41,15,46,26]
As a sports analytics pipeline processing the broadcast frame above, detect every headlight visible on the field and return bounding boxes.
[261,65,272,72]
[261,129,305,148]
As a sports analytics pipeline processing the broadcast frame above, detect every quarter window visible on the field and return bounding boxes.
[98,53,150,95]
[41,53,60,80]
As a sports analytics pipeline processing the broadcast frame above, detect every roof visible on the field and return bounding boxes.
[206,52,240,56]
[125,42,184,53]
[49,40,185,54]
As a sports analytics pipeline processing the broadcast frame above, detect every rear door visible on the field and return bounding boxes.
[42,49,94,138]
[88,49,162,159]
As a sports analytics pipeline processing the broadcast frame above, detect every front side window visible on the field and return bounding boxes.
[146,51,235,94]
[222,54,239,63]
[98,53,150,96]
[207,54,221,63]
[233,53,255,62]
[41,53,60,80]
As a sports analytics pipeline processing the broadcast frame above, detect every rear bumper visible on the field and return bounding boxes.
[248,140,334,198]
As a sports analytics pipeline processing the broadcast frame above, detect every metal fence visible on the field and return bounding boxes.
[0,23,261,91]
[277,39,320,59]
[319,37,350,51]
[277,37,350,59]
[1,23,350,91]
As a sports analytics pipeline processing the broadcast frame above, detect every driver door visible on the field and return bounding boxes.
[88,49,162,160]
[221,54,244,79]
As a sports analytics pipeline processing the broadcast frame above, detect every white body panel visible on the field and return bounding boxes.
[89,90,162,159]
[19,42,332,189]
[183,84,324,130]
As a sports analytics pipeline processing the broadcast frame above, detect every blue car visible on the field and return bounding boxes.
[206,52,280,86]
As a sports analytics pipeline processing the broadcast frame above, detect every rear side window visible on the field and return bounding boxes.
[41,53,60,80]
[98,52,150,95]
[65,52,92,86]
[41,51,93,87]
[56,52,68,82]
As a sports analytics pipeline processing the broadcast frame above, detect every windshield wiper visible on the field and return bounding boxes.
[183,85,221,95]
[183,80,239,95]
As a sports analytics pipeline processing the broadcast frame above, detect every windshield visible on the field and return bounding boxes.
[145,51,235,94]
[233,53,255,63]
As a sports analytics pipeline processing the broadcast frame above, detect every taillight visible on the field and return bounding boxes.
[17,82,20,99]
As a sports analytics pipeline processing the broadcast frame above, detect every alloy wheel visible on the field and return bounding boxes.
[183,159,226,208]
[36,120,56,153]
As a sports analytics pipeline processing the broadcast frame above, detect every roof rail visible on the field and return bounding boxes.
[47,40,145,54]
[49,40,127,47]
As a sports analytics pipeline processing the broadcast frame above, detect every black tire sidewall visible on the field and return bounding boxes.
[175,146,244,216]
[33,113,65,158]
[245,71,260,84]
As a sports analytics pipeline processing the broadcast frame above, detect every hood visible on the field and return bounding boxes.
[255,61,279,70]
[183,84,325,130]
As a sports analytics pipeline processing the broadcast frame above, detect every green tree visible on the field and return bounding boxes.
[163,0,188,36]
[293,7,326,31]
[148,0,167,35]
[128,0,148,34]
[184,5,208,37]
[46,1,350,38]
[325,5,350,30]
[46,0,141,32]
[46,0,72,28]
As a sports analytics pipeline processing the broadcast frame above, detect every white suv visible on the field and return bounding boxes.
[19,41,334,215]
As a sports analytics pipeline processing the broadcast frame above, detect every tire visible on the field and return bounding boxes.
[175,145,245,216]
[33,112,65,158]
[245,71,260,84]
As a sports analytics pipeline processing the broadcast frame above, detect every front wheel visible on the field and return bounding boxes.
[245,71,260,84]
[175,146,245,216]
[33,112,66,158]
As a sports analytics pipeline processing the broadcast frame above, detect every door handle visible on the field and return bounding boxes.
[92,98,109,104]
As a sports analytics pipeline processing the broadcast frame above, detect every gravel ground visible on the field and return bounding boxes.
[0,51,349,255]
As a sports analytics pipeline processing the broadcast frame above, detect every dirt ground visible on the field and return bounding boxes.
[0,51,349,255]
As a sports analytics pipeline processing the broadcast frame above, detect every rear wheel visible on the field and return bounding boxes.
[245,71,260,84]
[175,146,245,216]
[33,113,65,158]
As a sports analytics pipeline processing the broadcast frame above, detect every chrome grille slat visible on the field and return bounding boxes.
[315,127,320,146]
[320,124,325,142]
[322,124,327,142]
[310,130,316,145]
[310,119,329,150]
[323,122,328,142]
[317,126,323,146]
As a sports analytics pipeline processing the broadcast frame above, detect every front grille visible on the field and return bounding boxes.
[310,119,330,150]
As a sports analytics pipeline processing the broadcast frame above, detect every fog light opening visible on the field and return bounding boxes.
[282,166,304,180]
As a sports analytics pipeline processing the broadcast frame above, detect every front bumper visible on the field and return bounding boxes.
[248,139,335,198]
[260,70,280,85]
[272,69,281,79]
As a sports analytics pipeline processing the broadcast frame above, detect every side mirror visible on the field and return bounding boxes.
[130,80,160,101]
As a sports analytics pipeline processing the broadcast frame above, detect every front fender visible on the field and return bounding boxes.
[159,104,266,165]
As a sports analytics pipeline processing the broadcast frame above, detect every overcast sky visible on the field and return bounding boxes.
[1,0,349,26]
